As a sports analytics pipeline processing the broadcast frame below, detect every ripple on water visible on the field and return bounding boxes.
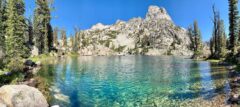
[37,56,231,107]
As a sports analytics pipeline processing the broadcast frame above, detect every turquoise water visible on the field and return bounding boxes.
[38,56,230,107]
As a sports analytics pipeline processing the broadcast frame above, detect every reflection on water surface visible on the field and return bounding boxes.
[38,56,230,107]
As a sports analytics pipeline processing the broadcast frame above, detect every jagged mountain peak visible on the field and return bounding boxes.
[91,23,109,30]
[77,6,192,56]
[146,5,172,21]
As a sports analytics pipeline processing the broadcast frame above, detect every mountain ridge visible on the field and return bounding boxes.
[72,5,193,56]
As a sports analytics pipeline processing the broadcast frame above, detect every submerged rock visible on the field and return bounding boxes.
[0,85,48,107]
[54,93,70,103]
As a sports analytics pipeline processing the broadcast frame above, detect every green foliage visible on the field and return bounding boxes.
[210,6,227,59]
[188,26,195,50]
[82,37,90,47]
[10,73,24,84]
[194,50,203,56]
[0,71,24,86]
[6,57,24,72]
[193,21,202,52]
[228,0,238,53]
[60,29,67,47]
[0,0,5,52]
[5,0,28,59]
[69,35,74,49]
[142,47,149,54]
[47,24,53,53]
[33,0,53,54]
[72,31,80,52]
[29,53,51,62]
[188,21,203,58]
[106,31,119,39]
[114,46,126,53]
[166,49,173,55]
[105,39,111,47]
[99,39,112,47]
[53,27,58,47]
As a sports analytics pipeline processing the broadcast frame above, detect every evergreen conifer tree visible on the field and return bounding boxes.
[60,29,67,47]
[33,0,52,54]
[53,27,58,47]
[228,0,239,53]
[5,0,28,59]
[193,21,202,54]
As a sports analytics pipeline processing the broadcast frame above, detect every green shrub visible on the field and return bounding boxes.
[6,57,25,72]
[105,39,111,47]
[0,71,24,86]
[142,48,149,54]
[114,46,126,53]
[0,58,4,69]
[10,73,25,84]
[106,31,119,39]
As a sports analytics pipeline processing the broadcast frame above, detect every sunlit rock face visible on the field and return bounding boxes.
[146,6,172,21]
[0,85,48,107]
[77,5,193,56]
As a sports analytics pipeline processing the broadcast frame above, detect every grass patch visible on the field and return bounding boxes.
[29,54,53,62]
[206,59,221,63]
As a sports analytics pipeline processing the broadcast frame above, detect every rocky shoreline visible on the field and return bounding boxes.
[227,66,240,106]
[0,57,240,107]
[0,60,50,107]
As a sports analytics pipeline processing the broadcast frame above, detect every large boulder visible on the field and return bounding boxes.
[0,85,48,107]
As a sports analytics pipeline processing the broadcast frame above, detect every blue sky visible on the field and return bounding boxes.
[25,0,233,41]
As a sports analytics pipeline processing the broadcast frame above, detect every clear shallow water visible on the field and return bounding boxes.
[38,56,230,107]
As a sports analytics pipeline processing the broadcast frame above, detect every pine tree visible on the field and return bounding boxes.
[193,21,202,54]
[53,27,58,47]
[47,24,53,51]
[69,35,74,50]
[0,0,6,53]
[210,37,215,55]
[60,29,67,47]
[188,21,203,58]
[210,6,228,59]
[218,20,227,57]
[188,26,195,51]
[33,0,52,54]
[73,31,79,52]
[212,5,220,58]
[5,0,28,59]
[228,0,238,53]
[26,18,33,45]
[0,0,4,48]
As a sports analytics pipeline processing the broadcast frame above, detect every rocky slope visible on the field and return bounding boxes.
[76,6,193,56]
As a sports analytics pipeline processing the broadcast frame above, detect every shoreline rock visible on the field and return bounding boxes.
[227,66,240,105]
[0,85,48,107]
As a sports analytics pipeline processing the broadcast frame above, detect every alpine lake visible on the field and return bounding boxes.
[37,56,231,107]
